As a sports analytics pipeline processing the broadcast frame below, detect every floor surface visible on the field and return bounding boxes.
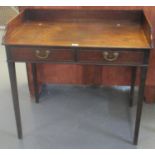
[0,30,155,149]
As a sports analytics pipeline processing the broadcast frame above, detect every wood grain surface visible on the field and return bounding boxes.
[19,7,155,103]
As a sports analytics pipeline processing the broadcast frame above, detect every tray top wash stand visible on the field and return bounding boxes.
[2,9,153,145]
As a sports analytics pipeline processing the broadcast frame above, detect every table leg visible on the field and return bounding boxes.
[7,62,23,139]
[129,67,137,107]
[31,63,39,103]
[133,66,147,145]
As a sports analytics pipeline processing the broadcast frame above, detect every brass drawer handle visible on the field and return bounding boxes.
[35,50,50,59]
[102,51,119,62]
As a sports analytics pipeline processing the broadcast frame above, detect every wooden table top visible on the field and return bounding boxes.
[4,9,152,49]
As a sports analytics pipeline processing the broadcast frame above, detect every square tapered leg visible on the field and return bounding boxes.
[8,62,23,139]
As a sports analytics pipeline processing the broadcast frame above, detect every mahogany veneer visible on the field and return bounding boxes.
[19,7,155,104]
[4,9,151,48]
[3,8,153,145]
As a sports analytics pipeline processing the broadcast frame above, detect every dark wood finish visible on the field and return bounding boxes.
[79,50,144,65]
[19,7,155,104]
[31,63,39,103]
[129,67,137,107]
[134,52,150,145]
[9,47,145,66]
[6,47,23,138]
[3,9,151,49]
[3,9,153,145]
[142,13,154,48]
[134,66,147,145]
[9,47,74,62]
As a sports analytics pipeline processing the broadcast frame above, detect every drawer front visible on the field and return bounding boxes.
[79,50,144,65]
[9,47,74,62]
[9,47,145,65]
